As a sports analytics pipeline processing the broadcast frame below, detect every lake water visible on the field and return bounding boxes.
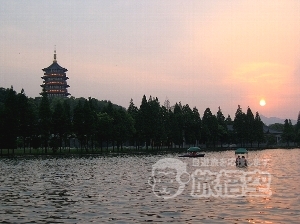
[0,149,299,223]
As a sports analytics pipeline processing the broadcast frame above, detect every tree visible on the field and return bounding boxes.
[192,107,202,145]
[246,107,255,146]
[216,107,228,147]
[72,101,85,150]
[127,99,138,148]
[38,89,52,153]
[269,123,284,132]
[253,112,264,147]
[17,89,36,152]
[1,87,19,152]
[295,112,300,146]
[182,104,193,145]
[70,98,98,151]
[160,105,172,148]
[225,115,233,125]
[170,102,184,147]
[96,112,113,151]
[140,96,161,148]
[202,108,218,147]
[282,119,295,146]
[85,98,98,151]
[51,101,69,152]
[113,108,135,149]
[233,105,247,146]
[136,95,154,149]
[181,104,201,146]
[62,99,72,150]
[27,98,39,152]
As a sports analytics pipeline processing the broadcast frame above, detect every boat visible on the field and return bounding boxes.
[235,148,248,167]
[178,147,205,157]
[178,154,205,158]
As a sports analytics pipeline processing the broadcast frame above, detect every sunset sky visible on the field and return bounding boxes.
[1,0,300,120]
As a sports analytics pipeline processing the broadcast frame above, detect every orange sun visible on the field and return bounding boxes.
[260,99,266,106]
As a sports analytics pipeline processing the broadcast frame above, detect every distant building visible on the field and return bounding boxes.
[227,124,282,144]
[41,50,70,97]
[263,125,282,143]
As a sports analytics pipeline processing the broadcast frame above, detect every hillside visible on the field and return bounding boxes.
[260,115,297,126]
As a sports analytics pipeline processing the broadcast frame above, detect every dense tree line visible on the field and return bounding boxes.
[0,86,299,154]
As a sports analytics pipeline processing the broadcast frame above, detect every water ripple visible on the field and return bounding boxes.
[0,150,299,223]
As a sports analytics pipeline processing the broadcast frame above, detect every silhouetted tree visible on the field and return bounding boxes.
[51,101,68,152]
[17,89,36,152]
[233,105,247,146]
[295,112,300,145]
[62,100,72,150]
[96,112,113,151]
[72,101,85,150]
[253,112,264,147]
[202,108,218,147]
[282,119,295,146]
[170,102,184,147]
[246,107,255,146]
[216,106,228,147]
[113,108,135,150]
[1,87,18,153]
[39,89,52,153]
[127,99,139,148]
[136,95,150,148]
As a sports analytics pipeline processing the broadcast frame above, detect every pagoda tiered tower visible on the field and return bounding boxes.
[41,50,70,97]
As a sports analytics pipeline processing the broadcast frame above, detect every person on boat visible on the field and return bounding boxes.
[188,151,196,156]
[240,156,248,167]
[236,156,241,166]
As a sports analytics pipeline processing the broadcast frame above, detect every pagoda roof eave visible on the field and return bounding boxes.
[42,61,68,72]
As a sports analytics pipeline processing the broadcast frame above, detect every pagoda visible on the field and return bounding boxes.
[41,50,70,97]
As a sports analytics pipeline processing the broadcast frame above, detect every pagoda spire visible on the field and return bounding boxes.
[53,46,57,62]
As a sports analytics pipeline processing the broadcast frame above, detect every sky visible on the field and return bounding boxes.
[1,0,300,120]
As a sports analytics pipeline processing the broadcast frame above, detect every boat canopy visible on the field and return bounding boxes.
[187,147,201,152]
[235,148,248,154]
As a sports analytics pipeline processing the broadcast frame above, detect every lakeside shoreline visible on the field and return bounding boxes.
[0,146,298,157]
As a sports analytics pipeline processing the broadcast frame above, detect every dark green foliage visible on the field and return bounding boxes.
[171,103,184,147]
[72,101,86,150]
[127,99,138,147]
[0,85,297,153]
[295,112,300,145]
[160,105,171,148]
[269,123,284,132]
[254,112,264,146]
[225,115,233,125]
[96,112,113,150]
[0,87,8,109]
[282,119,295,146]
[246,107,255,146]
[202,108,218,147]
[1,87,18,150]
[216,107,228,146]
[182,105,201,146]
[38,89,52,153]
[51,100,72,151]
[233,105,247,146]
[136,95,151,148]
[17,89,37,151]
